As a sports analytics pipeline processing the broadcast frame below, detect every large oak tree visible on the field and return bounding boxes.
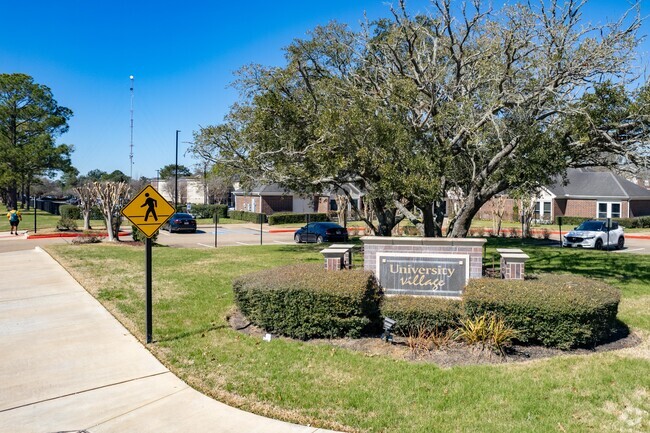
[193,0,648,237]
[0,73,73,209]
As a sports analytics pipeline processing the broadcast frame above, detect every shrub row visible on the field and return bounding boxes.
[233,265,621,349]
[611,216,650,228]
[464,275,620,349]
[381,296,463,335]
[60,205,81,220]
[60,204,104,221]
[267,212,329,225]
[556,215,650,228]
[233,264,382,340]
[185,204,228,219]
[228,210,267,223]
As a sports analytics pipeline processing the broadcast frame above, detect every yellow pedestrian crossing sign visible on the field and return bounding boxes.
[121,185,175,238]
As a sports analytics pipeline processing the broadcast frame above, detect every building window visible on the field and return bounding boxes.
[535,200,552,220]
[597,202,622,219]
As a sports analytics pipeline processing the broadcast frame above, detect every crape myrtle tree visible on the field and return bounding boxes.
[0,73,73,209]
[92,181,130,242]
[192,0,647,237]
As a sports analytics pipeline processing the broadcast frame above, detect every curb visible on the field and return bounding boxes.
[26,231,130,240]
[268,228,299,233]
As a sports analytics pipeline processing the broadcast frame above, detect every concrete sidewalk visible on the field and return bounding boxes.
[0,248,338,433]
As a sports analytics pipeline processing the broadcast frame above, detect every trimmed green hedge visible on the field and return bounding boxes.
[464,275,620,349]
[60,204,81,220]
[90,206,103,220]
[229,210,267,223]
[184,204,228,219]
[267,212,330,225]
[556,215,650,228]
[555,216,589,227]
[612,216,650,228]
[233,264,382,339]
[381,296,463,336]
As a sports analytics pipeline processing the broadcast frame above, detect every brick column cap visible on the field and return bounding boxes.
[320,249,347,258]
[496,248,524,254]
[360,236,486,247]
[500,253,529,262]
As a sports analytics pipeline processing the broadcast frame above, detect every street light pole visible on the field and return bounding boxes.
[175,130,180,210]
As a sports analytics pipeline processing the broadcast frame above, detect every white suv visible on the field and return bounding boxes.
[563,220,625,250]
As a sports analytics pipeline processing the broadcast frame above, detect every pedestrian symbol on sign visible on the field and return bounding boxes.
[141,193,158,221]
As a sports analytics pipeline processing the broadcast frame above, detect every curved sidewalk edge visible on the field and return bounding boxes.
[0,247,340,433]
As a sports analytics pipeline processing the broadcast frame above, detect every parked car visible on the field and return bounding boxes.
[563,220,624,250]
[294,222,348,243]
[163,212,197,233]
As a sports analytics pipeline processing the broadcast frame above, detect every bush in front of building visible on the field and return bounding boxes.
[183,204,228,219]
[611,216,650,228]
[556,215,650,228]
[381,296,464,336]
[233,264,382,339]
[267,212,330,225]
[59,204,81,220]
[228,210,267,223]
[464,275,620,349]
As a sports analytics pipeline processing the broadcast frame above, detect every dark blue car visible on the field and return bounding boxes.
[294,222,348,243]
[163,212,197,233]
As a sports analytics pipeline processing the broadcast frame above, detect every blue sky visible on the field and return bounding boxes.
[1,0,648,180]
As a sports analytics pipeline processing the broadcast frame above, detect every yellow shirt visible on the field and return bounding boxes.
[7,210,22,222]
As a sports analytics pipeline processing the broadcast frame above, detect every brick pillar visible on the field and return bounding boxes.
[329,244,354,269]
[321,248,346,271]
[499,252,529,280]
[326,257,342,271]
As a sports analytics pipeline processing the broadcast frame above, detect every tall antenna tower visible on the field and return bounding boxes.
[129,75,134,179]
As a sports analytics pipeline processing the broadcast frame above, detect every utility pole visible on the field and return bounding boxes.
[175,130,180,210]
[129,75,135,179]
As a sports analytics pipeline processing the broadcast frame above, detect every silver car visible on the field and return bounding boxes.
[563,220,624,250]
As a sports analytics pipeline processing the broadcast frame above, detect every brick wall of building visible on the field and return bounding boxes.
[315,196,329,213]
[476,198,517,221]
[630,200,650,217]
[261,195,293,214]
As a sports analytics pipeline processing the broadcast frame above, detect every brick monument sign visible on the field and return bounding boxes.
[362,236,486,297]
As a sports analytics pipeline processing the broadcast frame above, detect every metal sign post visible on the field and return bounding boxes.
[214,211,218,248]
[260,216,263,245]
[145,237,153,343]
[606,218,612,253]
[33,196,37,234]
[558,217,563,248]
[121,185,175,344]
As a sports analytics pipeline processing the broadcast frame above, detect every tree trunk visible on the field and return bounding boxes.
[448,192,483,238]
[25,184,31,211]
[373,197,400,236]
[83,210,91,230]
[8,183,18,210]
[422,203,444,237]
[393,200,425,235]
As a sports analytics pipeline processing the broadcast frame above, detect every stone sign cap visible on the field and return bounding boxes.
[496,248,524,254]
[329,244,356,249]
[500,253,530,261]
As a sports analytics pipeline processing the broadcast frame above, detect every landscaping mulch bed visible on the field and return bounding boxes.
[228,309,641,368]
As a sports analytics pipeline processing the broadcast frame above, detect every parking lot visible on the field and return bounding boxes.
[156,224,297,248]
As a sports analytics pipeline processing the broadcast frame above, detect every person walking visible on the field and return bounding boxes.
[7,207,22,235]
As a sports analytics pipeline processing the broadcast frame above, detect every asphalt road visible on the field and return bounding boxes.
[156,224,297,248]
[1,226,648,254]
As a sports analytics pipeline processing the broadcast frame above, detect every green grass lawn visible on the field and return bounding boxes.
[46,240,650,432]
[0,209,106,232]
